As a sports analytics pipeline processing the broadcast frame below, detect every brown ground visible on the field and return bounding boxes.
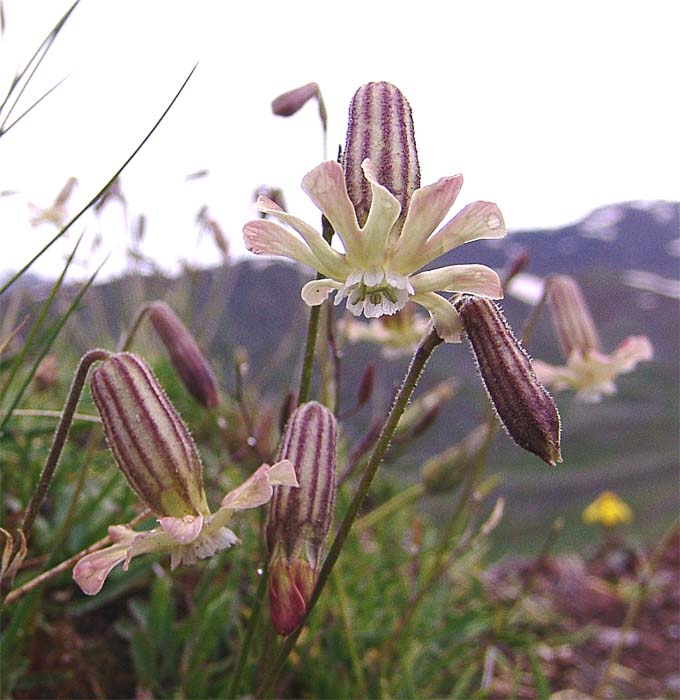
[484,525,680,699]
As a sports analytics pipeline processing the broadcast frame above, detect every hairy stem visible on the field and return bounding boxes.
[257,328,443,697]
[18,349,110,548]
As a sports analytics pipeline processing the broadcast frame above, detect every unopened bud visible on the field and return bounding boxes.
[343,81,420,234]
[421,424,490,493]
[458,297,562,467]
[502,247,530,285]
[547,275,602,358]
[149,301,219,409]
[91,352,210,519]
[271,82,324,122]
[267,401,337,635]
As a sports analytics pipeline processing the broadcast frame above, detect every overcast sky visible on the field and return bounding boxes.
[1,0,678,280]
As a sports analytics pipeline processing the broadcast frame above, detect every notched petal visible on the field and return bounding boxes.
[220,460,298,512]
[158,514,204,545]
[301,279,342,306]
[73,544,130,596]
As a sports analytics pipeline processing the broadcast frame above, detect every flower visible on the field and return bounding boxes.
[583,491,633,528]
[73,461,298,595]
[73,352,298,595]
[532,275,653,401]
[267,401,338,635]
[244,160,504,342]
[148,300,220,409]
[243,82,506,342]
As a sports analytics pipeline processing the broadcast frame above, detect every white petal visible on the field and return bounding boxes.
[301,278,342,306]
[390,175,464,273]
[363,268,385,286]
[254,198,350,280]
[301,161,364,262]
[360,159,402,267]
[610,335,653,372]
[410,265,503,298]
[417,202,506,270]
[220,461,297,512]
[243,219,323,271]
[266,459,299,487]
[412,292,463,343]
[72,543,130,595]
[158,514,204,545]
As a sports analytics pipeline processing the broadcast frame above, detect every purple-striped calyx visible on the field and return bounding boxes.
[458,298,562,467]
[243,81,506,342]
[73,352,297,595]
[149,301,220,409]
[531,275,653,402]
[267,401,338,636]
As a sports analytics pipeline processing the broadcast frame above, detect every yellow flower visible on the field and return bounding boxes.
[582,491,633,528]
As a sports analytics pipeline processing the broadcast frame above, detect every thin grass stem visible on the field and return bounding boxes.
[0,64,198,296]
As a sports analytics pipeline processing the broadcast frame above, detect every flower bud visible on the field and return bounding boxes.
[458,297,562,467]
[91,352,210,520]
[272,82,323,119]
[546,275,602,359]
[149,301,219,409]
[421,424,490,493]
[343,81,420,234]
[267,401,337,635]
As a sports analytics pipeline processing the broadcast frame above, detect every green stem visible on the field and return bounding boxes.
[18,349,110,549]
[297,216,334,406]
[257,328,443,698]
[226,566,269,698]
[117,302,152,352]
[332,567,368,698]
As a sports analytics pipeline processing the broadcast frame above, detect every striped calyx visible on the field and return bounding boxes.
[458,298,562,467]
[266,401,337,635]
[546,275,602,359]
[149,301,220,409]
[267,401,337,567]
[90,352,209,519]
[343,81,420,235]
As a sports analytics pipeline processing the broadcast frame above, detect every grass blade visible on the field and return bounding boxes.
[0,232,83,405]
[0,63,198,297]
[0,254,109,436]
[0,1,80,130]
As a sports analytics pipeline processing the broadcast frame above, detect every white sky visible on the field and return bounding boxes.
[0,0,678,280]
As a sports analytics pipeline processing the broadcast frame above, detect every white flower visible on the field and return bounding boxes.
[73,461,298,595]
[243,159,506,342]
[532,336,654,402]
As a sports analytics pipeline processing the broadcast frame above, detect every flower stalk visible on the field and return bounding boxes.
[257,327,443,696]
